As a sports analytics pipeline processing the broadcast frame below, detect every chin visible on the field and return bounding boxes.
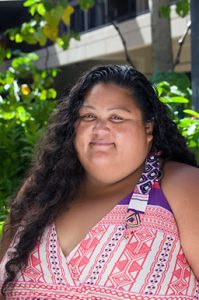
[91,177,118,186]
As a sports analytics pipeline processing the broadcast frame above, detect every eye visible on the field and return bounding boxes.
[80,113,96,121]
[110,114,124,122]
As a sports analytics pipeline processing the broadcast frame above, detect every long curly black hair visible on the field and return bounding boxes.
[1,64,197,296]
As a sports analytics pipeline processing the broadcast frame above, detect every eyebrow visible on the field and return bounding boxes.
[81,105,131,113]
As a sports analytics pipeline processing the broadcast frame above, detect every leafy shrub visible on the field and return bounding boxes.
[154,72,199,162]
[0,52,58,220]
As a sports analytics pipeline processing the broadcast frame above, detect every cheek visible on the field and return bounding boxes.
[74,123,91,151]
[117,125,152,156]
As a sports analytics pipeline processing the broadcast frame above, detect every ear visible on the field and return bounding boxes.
[145,121,154,143]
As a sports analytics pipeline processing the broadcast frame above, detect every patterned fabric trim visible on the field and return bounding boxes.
[5,282,198,300]
[124,155,160,238]
[128,155,159,213]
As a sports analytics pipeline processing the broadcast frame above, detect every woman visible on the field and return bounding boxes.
[0,64,199,299]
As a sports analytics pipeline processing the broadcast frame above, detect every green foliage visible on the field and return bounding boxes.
[160,0,190,18]
[154,73,199,162]
[79,0,95,11]
[175,0,190,17]
[0,52,58,220]
[2,0,94,52]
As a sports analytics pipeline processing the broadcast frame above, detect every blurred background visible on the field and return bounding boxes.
[0,0,198,231]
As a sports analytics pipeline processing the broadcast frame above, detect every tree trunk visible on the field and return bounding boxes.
[149,0,173,73]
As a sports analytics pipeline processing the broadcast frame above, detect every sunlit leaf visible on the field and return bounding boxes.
[160,96,172,104]
[16,106,30,122]
[4,84,10,90]
[62,5,74,25]
[52,69,57,77]
[6,49,12,59]
[189,140,197,147]
[34,29,47,46]
[183,109,199,119]
[41,70,47,78]
[40,89,47,100]
[29,4,37,16]
[37,3,46,16]
[170,85,185,96]
[24,0,41,7]
[170,96,189,103]
[48,88,57,99]
[179,118,192,127]
[54,5,64,19]
[23,34,37,45]
[57,35,70,49]
[187,124,197,136]
[43,24,58,41]
[15,34,23,43]
[0,111,15,120]
[27,53,38,61]
[44,6,63,26]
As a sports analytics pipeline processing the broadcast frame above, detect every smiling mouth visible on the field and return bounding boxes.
[90,142,114,147]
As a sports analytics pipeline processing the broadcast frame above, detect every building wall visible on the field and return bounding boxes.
[36,5,191,78]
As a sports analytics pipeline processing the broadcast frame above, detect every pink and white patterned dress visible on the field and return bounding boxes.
[1,156,199,299]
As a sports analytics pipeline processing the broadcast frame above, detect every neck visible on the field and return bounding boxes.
[77,163,144,201]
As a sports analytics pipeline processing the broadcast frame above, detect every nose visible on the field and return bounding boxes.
[92,119,110,133]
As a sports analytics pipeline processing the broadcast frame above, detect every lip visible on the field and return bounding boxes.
[90,141,114,147]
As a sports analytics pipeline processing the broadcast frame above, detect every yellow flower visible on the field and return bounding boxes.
[21,84,31,96]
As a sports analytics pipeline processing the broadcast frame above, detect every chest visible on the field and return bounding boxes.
[55,196,122,257]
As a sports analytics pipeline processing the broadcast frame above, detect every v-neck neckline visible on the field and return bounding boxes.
[53,198,130,261]
[52,155,159,260]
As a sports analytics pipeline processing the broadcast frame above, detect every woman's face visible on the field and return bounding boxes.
[74,83,153,185]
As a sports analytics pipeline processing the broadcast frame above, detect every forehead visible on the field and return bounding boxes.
[82,83,138,109]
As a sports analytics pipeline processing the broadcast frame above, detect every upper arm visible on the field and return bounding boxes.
[161,161,199,279]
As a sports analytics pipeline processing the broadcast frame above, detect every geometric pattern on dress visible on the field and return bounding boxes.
[141,233,177,295]
[48,225,67,286]
[67,226,107,284]
[1,204,198,299]
[5,282,198,299]
[21,242,45,283]
[84,226,126,287]
[141,206,178,237]
[105,226,155,291]
[168,249,195,296]
[194,281,199,299]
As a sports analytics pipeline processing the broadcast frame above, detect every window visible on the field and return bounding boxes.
[69,0,149,33]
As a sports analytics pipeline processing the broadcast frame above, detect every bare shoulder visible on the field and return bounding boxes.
[162,159,198,193]
[161,160,199,279]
